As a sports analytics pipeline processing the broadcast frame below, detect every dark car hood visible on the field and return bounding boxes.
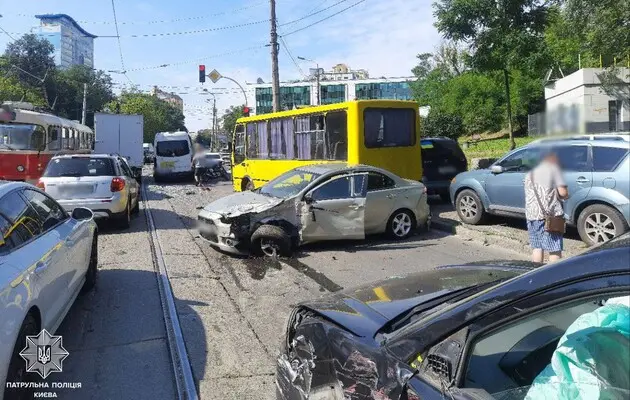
[301,264,533,339]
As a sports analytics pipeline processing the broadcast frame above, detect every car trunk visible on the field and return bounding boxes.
[44,176,114,200]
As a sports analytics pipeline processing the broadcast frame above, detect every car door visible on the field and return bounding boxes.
[300,173,367,243]
[485,147,542,213]
[364,172,398,234]
[553,144,592,219]
[0,190,70,332]
[22,188,89,297]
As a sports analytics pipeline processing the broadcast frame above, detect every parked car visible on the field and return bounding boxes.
[198,163,430,257]
[37,154,140,229]
[0,181,98,397]
[420,137,468,202]
[449,137,629,245]
[276,233,630,400]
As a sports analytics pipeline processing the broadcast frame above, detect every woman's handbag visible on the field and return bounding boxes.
[531,173,566,234]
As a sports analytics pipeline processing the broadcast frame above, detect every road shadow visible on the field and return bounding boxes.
[295,231,436,255]
[48,269,207,399]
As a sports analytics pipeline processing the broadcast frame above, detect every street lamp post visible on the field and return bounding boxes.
[298,57,320,106]
[205,94,217,150]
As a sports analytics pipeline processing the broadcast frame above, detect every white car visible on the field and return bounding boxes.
[153,131,194,182]
[198,163,431,256]
[0,181,97,397]
[38,154,140,229]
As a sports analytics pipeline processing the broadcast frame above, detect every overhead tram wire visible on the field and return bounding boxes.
[283,0,367,37]
[110,0,132,84]
[277,0,352,28]
[279,36,306,78]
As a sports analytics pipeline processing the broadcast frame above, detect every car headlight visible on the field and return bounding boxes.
[16,165,25,172]
[451,177,456,184]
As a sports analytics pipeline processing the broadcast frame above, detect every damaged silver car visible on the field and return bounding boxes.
[197,163,430,256]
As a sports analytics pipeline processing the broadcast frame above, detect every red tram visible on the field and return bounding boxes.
[0,102,94,184]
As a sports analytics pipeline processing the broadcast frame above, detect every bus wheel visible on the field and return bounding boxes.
[243,179,254,191]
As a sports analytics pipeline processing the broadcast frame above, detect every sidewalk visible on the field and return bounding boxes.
[430,201,588,258]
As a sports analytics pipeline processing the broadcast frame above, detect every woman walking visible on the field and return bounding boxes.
[524,150,569,263]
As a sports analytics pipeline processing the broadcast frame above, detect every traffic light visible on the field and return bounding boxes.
[243,106,250,117]
[199,65,206,83]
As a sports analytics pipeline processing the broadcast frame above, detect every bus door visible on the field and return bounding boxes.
[231,124,248,187]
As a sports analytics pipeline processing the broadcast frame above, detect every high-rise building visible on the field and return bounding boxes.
[35,14,96,69]
[151,86,184,112]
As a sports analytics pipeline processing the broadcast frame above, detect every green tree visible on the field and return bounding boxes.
[422,111,465,139]
[434,0,552,149]
[2,34,56,106]
[53,66,115,127]
[0,59,46,105]
[107,91,186,143]
[221,105,245,135]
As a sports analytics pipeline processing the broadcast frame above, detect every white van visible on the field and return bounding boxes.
[153,131,194,182]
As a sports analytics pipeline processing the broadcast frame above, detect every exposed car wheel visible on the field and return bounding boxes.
[82,234,98,293]
[251,225,292,257]
[117,202,131,229]
[456,189,486,225]
[439,192,451,203]
[577,204,628,246]
[387,209,416,239]
[4,314,38,400]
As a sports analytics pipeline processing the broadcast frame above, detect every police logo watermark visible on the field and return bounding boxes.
[19,329,69,379]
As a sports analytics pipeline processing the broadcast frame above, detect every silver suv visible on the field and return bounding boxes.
[38,154,140,228]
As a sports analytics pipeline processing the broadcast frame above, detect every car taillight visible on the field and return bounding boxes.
[110,177,126,192]
[36,180,45,191]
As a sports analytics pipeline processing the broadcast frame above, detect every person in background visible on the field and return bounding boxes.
[192,144,210,186]
[524,150,569,263]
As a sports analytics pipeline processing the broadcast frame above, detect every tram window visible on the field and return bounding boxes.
[49,127,61,150]
[30,126,46,151]
[62,128,69,149]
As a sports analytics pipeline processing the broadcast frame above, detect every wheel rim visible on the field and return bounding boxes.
[260,238,279,257]
[459,195,478,219]
[584,213,616,243]
[392,213,412,237]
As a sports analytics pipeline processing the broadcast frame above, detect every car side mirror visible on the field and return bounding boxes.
[490,165,504,174]
[72,207,94,221]
[304,193,315,204]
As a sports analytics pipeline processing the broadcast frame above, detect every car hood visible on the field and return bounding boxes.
[300,264,532,339]
[201,190,283,218]
[455,168,491,181]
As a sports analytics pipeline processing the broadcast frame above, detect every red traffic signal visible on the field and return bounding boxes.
[243,106,250,116]
[199,65,206,83]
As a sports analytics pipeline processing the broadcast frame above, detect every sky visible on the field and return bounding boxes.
[0,0,441,131]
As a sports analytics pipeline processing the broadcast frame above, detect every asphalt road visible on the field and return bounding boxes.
[48,172,526,400]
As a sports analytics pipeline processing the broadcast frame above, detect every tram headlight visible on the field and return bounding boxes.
[16,165,25,172]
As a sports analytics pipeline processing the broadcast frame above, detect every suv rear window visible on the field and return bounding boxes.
[156,140,190,157]
[44,157,116,177]
[421,139,465,160]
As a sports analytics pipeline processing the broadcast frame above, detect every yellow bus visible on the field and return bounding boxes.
[231,100,422,192]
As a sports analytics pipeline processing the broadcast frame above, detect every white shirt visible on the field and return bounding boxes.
[524,161,566,221]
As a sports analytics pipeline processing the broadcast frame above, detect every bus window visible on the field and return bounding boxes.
[234,124,246,164]
[255,121,269,159]
[296,116,311,159]
[270,120,287,159]
[326,111,347,160]
[364,108,415,148]
[246,123,257,159]
[310,115,325,159]
[48,126,61,150]
[30,126,46,151]
[282,118,295,159]
[296,115,325,160]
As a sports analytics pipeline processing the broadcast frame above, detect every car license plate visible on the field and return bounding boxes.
[160,161,175,168]
[439,166,456,174]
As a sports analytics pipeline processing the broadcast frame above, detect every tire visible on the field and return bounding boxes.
[243,179,255,191]
[455,189,486,225]
[117,202,131,230]
[577,204,629,246]
[439,192,451,203]
[132,194,140,215]
[82,234,98,293]
[250,225,292,257]
[4,314,38,400]
[387,209,416,239]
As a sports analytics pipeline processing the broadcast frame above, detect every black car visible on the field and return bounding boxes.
[421,137,467,202]
[276,234,630,400]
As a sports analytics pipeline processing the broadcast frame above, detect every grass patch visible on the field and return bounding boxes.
[460,136,537,161]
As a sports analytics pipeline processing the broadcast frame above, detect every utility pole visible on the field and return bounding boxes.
[81,83,88,125]
[270,0,281,112]
[212,97,217,150]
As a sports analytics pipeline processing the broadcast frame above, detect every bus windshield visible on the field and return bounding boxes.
[0,124,45,150]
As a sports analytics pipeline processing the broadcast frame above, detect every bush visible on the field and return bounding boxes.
[421,111,465,139]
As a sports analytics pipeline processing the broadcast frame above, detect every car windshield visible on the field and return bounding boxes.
[258,168,321,198]
[44,157,116,177]
[156,140,189,157]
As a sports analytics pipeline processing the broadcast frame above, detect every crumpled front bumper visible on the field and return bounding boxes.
[197,209,249,255]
